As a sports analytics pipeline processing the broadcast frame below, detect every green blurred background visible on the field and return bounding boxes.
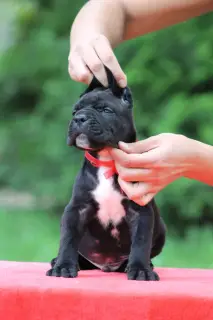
[0,0,213,269]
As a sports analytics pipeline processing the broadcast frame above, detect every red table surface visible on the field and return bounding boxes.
[0,261,213,320]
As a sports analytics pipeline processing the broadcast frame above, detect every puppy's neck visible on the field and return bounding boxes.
[85,148,117,179]
[97,149,113,162]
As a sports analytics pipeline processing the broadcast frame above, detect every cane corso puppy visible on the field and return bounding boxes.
[46,67,166,280]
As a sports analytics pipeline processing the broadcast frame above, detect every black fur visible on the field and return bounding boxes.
[46,67,166,281]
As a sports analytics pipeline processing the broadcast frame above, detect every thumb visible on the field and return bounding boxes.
[119,136,158,154]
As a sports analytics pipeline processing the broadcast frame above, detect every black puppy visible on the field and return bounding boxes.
[46,68,166,281]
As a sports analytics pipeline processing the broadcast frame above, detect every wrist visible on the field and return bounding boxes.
[184,137,213,185]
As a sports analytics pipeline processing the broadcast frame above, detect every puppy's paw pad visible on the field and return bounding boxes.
[46,265,78,278]
[127,266,159,281]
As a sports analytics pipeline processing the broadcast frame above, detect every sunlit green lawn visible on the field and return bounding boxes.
[0,209,212,269]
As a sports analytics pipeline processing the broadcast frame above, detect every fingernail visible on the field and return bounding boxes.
[118,79,127,88]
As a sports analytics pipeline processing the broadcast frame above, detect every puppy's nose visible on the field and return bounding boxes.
[73,114,87,125]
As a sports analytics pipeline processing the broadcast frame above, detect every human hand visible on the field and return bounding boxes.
[110,133,198,206]
[68,34,127,88]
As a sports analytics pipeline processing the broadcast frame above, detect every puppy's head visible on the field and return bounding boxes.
[67,67,136,151]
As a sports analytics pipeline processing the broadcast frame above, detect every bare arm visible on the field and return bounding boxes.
[123,0,213,40]
[185,139,213,186]
[69,0,213,86]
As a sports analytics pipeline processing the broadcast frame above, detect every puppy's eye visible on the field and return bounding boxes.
[72,111,76,116]
[104,107,113,113]
[96,107,104,112]
[95,106,113,113]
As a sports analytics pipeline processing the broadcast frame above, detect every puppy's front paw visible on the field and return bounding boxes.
[50,257,57,268]
[46,263,78,278]
[126,266,159,281]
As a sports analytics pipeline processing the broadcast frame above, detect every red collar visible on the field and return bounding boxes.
[85,151,117,179]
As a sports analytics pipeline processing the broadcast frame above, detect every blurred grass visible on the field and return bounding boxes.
[0,209,60,262]
[0,209,212,269]
[154,227,213,269]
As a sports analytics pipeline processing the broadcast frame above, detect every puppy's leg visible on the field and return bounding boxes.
[46,202,87,278]
[151,219,166,259]
[126,203,159,281]
[151,200,166,260]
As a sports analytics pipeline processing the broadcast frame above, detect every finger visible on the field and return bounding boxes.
[134,182,167,206]
[81,45,108,87]
[133,193,156,206]
[110,148,158,168]
[68,65,79,82]
[118,178,152,200]
[143,193,155,204]
[92,35,127,87]
[68,51,93,84]
[119,137,158,154]
[116,163,152,182]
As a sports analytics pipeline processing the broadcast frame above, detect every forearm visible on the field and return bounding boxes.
[71,0,213,49]
[124,0,213,40]
[71,1,126,49]
[185,139,213,186]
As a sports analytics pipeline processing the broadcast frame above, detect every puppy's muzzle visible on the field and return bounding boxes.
[73,113,88,128]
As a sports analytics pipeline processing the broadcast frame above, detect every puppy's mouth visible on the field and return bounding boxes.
[67,129,119,151]
[67,133,97,151]
[75,133,93,150]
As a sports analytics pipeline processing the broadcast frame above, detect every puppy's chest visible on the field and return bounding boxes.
[92,167,126,228]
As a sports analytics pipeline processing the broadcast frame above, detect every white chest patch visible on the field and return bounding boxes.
[92,167,126,228]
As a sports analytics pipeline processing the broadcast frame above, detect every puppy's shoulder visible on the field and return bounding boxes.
[71,162,98,199]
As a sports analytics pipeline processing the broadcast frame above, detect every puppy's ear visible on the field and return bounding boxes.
[80,76,104,97]
[105,66,123,97]
[80,66,133,107]
[80,66,121,96]
[122,87,133,108]
[105,67,133,107]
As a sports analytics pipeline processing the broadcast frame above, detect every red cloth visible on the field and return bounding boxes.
[0,261,213,320]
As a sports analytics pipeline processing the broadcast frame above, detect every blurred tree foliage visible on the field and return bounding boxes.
[0,0,213,235]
